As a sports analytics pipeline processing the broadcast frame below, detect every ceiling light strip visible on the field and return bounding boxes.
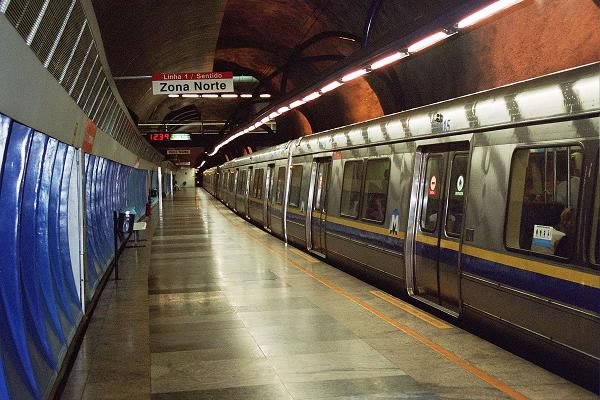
[406,31,450,53]
[206,0,524,159]
[457,0,523,28]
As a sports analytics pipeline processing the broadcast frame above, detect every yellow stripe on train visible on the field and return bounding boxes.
[289,212,600,289]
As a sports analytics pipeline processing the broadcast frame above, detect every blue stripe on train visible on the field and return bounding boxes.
[415,241,459,266]
[462,253,600,314]
[416,240,599,314]
[286,211,597,314]
[286,211,404,252]
[416,238,600,313]
[326,220,404,253]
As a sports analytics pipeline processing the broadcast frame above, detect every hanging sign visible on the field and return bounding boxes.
[167,149,191,155]
[152,72,234,95]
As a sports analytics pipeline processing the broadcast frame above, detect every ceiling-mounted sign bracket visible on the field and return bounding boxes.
[152,72,234,95]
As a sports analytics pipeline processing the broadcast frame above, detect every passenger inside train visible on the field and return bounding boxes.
[554,207,575,258]
[364,167,389,222]
[510,146,581,257]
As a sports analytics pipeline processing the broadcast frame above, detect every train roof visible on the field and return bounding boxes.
[215,62,598,170]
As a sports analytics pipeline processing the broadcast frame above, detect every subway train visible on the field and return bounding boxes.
[204,62,600,389]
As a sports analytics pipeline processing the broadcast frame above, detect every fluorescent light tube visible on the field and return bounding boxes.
[302,92,321,102]
[457,0,523,29]
[342,68,367,82]
[320,80,342,93]
[407,31,450,53]
[370,52,408,69]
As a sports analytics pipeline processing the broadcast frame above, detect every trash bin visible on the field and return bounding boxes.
[117,211,135,234]
[150,188,158,198]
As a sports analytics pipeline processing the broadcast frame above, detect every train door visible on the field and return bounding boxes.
[306,158,331,256]
[232,169,239,211]
[265,164,275,231]
[407,143,469,315]
[245,167,252,219]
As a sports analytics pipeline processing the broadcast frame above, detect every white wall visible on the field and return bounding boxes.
[175,168,196,189]
[0,15,157,170]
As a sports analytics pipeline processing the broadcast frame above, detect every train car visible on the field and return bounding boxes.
[206,62,600,389]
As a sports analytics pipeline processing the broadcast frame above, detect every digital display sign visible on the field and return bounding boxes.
[147,132,191,141]
[148,132,170,141]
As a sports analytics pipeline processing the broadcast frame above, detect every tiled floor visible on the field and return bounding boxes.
[61,189,597,399]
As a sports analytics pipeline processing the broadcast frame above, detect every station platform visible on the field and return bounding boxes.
[60,189,596,400]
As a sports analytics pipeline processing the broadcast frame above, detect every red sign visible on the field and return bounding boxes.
[82,119,97,153]
[151,72,233,81]
[428,175,438,196]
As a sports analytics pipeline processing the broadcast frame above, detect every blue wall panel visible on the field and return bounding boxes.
[84,154,148,298]
[0,120,42,399]
[20,132,59,371]
[0,111,149,398]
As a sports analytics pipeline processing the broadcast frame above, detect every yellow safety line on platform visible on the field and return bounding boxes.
[370,290,452,329]
[239,228,529,400]
[289,247,320,263]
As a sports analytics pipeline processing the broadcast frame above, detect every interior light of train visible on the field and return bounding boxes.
[260,94,271,98]
[240,94,253,98]
[302,92,321,102]
[269,112,280,118]
[221,93,238,98]
[277,106,289,114]
[202,94,218,98]
[320,80,343,93]
[200,160,206,167]
[167,94,180,98]
[457,0,523,28]
[342,68,368,82]
[261,117,270,123]
[407,31,450,53]
[182,94,199,98]
[289,100,306,109]
[370,51,408,70]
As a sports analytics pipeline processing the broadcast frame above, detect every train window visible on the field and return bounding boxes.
[237,170,247,194]
[505,146,582,258]
[590,161,600,266]
[275,167,286,205]
[340,160,364,218]
[420,155,444,232]
[289,165,303,206]
[252,169,264,199]
[445,154,468,237]
[229,171,236,192]
[361,158,390,223]
[223,173,229,192]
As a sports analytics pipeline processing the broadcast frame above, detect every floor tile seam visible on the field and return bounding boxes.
[207,202,387,393]
[202,196,298,400]
[223,207,530,400]
[119,220,156,398]
[232,228,408,392]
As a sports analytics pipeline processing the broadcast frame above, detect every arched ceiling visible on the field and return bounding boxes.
[91,0,600,167]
